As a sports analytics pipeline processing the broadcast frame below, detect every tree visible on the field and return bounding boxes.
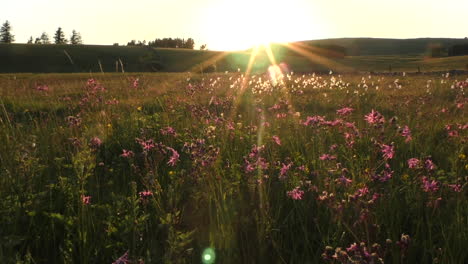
[34,37,41,44]
[185,38,195,49]
[200,44,207,50]
[54,27,67,44]
[0,20,15,43]
[70,30,82,45]
[40,32,50,44]
[27,36,33,44]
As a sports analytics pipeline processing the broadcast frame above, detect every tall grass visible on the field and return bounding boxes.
[0,72,466,263]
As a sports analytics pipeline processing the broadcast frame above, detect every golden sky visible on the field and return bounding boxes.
[3,0,468,50]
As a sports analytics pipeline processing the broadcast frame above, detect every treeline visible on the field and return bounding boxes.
[127,38,196,49]
[448,44,468,56]
[0,20,82,45]
[27,28,83,45]
[429,41,468,57]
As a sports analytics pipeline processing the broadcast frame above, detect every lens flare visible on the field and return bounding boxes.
[267,64,284,86]
[202,247,216,264]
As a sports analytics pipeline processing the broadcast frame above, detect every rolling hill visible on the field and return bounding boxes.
[1,38,468,73]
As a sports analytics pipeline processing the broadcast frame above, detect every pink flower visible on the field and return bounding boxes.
[346,243,359,253]
[132,78,139,88]
[120,149,135,158]
[36,84,49,92]
[364,110,385,125]
[401,126,412,142]
[160,126,177,136]
[272,135,281,146]
[113,251,129,264]
[336,107,354,116]
[167,147,180,166]
[303,115,325,126]
[407,158,420,169]
[381,144,395,160]
[137,138,155,152]
[287,187,304,200]
[422,176,439,192]
[319,154,337,161]
[139,190,153,198]
[425,159,436,171]
[448,130,459,137]
[279,162,292,179]
[448,184,462,192]
[90,137,102,148]
[337,175,352,186]
[81,195,91,205]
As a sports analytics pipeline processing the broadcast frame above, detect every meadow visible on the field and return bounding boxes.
[0,70,467,263]
[2,42,468,74]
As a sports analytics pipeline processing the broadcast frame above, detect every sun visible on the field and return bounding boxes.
[200,0,325,51]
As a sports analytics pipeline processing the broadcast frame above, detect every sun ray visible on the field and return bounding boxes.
[279,42,354,72]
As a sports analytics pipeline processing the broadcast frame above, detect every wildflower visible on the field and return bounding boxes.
[66,116,82,127]
[425,159,436,171]
[121,149,135,158]
[364,109,385,125]
[459,154,466,160]
[279,162,292,179]
[401,125,412,142]
[245,161,256,173]
[287,187,304,200]
[448,184,462,192]
[272,135,281,146]
[113,251,129,264]
[381,144,395,160]
[137,106,142,111]
[160,126,177,136]
[303,115,325,126]
[421,176,439,192]
[397,234,410,253]
[337,175,352,186]
[90,137,102,148]
[132,78,139,88]
[81,195,91,205]
[319,154,337,161]
[167,147,180,166]
[346,243,359,253]
[139,190,153,198]
[137,138,155,152]
[407,158,420,169]
[35,84,49,92]
[336,107,354,116]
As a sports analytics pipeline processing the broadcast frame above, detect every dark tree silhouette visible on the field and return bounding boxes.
[146,37,196,49]
[0,20,15,43]
[54,27,67,44]
[70,30,83,45]
[27,36,33,44]
[40,32,50,44]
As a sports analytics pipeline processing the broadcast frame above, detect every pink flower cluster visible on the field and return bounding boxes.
[287,187,304,200]
[364,110,385,125]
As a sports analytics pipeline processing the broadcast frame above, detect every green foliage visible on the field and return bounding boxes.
[0,72,466,263]
[54,27,67,44]
[0,20,15,43]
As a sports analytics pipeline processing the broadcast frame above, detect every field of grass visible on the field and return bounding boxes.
[0,71,467,263]
[2,41,468,74]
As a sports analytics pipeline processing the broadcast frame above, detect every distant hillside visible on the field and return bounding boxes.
[0,44,244,73]
[1,39,468,73]
[299,38,468,56]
